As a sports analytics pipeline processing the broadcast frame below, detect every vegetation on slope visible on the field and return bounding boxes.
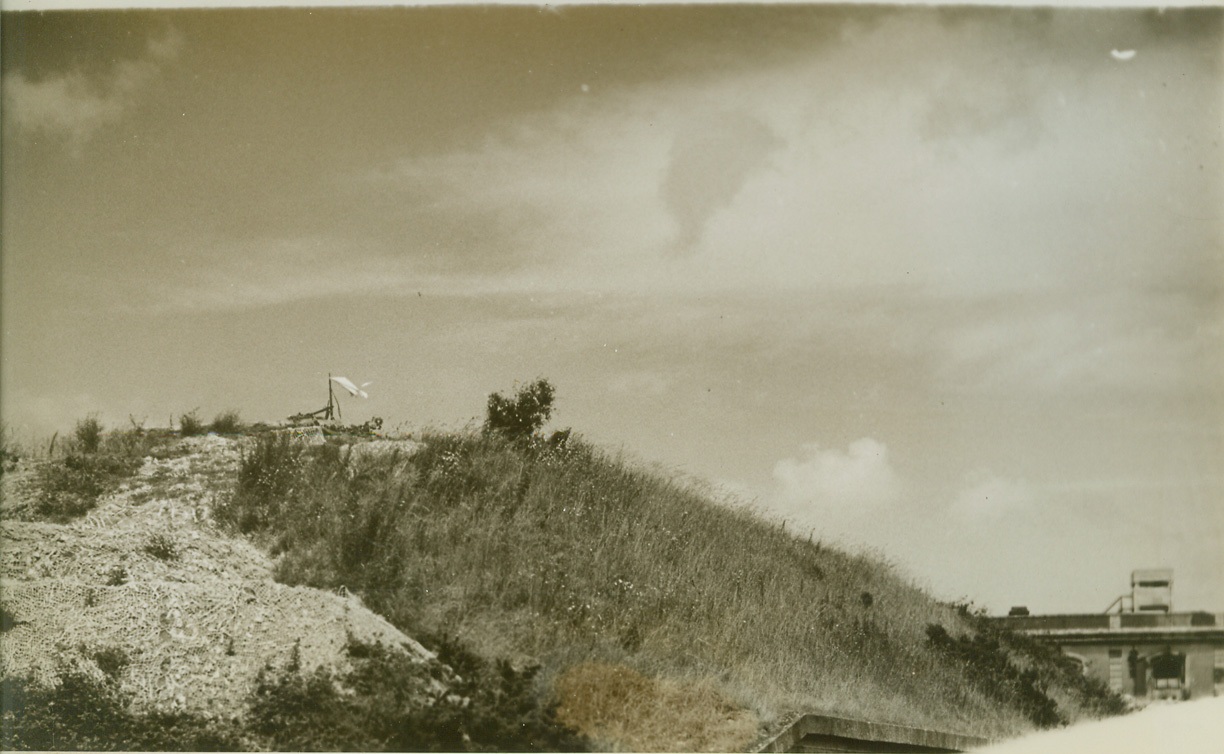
[13,418,178,522]
[1,637,585,752]
[209,382,1125,747]
[7,411,251,524]
[4,385,1126,751]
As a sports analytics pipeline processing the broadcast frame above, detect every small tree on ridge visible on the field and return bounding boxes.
[484,378,555,442]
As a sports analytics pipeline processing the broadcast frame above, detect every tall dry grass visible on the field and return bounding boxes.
[220,429,1105,746]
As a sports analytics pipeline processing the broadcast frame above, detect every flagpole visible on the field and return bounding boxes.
[327,373,336,422]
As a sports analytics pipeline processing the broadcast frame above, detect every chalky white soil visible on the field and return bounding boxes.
[0,434,433,719]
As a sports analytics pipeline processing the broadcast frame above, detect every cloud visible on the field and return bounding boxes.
[359,7,1214,299]
[364,93,677,280]
[772,438,901,514]
[126,236,443,313]
[661,110,782,252]
[3,28,182,149]
[938,291,1224,396]
[949,471,1034,521]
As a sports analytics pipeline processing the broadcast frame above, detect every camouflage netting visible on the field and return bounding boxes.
[0,434,434,719]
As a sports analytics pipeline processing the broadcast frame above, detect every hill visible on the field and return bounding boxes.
[0,416,1126,751]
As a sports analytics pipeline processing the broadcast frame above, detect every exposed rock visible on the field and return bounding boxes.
[0,435,434,718]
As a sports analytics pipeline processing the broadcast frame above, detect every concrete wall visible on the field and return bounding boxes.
[1063,640,1218,699]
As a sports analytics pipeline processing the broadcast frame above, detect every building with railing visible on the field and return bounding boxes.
[992,570,1224,701]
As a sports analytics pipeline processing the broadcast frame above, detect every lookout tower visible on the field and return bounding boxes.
[1131,568,1173,613]
[992,569,1224,701]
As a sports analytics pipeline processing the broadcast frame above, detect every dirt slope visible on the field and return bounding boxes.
[0,434,435,719]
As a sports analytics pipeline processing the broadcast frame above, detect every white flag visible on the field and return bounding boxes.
[331,376,369,399]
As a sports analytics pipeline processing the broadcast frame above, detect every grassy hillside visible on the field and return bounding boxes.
[218,427,1124,749]
[2,407,1125,751]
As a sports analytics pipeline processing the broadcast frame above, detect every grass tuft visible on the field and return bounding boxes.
[178,410,205,437]
[213,432,305,535]
[142,532,180,561]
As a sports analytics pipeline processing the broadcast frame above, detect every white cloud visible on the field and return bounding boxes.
[369,93,677,278]
[3,71,124,146]
[357,8,1217,305]
[949,471,1034,521]
[85,9,1218,414]
[3,29,182,149]
[772,438,901,514]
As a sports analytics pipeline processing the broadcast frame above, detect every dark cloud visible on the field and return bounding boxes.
[2,24,181,149]
[662,111,781,253]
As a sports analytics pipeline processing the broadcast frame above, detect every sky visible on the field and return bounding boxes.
[2,4,1222,615]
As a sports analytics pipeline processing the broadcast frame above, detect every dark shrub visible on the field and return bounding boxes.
[485,379,555,442]
[1,604,21,633]
[248,637,587,752]
[34,453,142,521]
[143,533,179,561]
[926,623,1064,729]
[0,427,19,477]
[970,614,1130,718]
[209,410,243,435]
[74,416,103,454]
[179,410,205,437]
[1,671,128,750]
[1,670,240,751]
[105,565,129,586]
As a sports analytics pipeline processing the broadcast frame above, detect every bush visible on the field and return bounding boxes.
[34,452,142,521]
[209,410,242,435]
[247,637,587,752]
[484,379,555,442]
[1,670,240,751]
[967,613,1130,718]
[26,419,171,522]
[178,410,205,437]
[74,416,104,454]
[925,623,1064,729]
